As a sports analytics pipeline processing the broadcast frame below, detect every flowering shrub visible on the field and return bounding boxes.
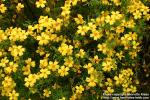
[0,0,149,100]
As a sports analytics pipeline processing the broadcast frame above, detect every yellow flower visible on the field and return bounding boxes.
[4,67,12,75]
[105,78,113,86]
[25,58,35,67]
[97,43,108,54]
[43,89,51,97]
[22,65,31,75]
[104,87,114,94]
[122,83,129,88]
[53,18,63,31]
[61,4,71,16]
[0,57,9,67]
[36,0,47,8]
[126,19,135,28]
[39,68,51,78]
[84,63,92,69]
[75,49,85,58]
[115,26,124,34]
[4,62,18,74]
[24,74,37,87]
[27,25,35,36]
[102,61,113,72]
[40,59,48,68]
[114,75,123,85]
[88,22,97,30]
[16,3,24,11]
[132,41,140,49]
[105,15,115,25]
[37,32,50,45]
[0,4,7,13]
[64,57,74,67]
[86,75,97,87]
[130,85,137,93]
[133,10,142,19]
[36,47,45,56]
[111,11,123,20]
[95,15,105,26]
[90,30,102,40]
[75,85,84,94]
[131,32,138,40]
[48,61,59,71]
[49,33,58,41]
[9,90,19,100]
[66,45,74,55]
[58,43,73,56]
[116,51,124,60]
[129,51,138,59]
[0,30,7,42]
[58,43,68,55]
[45,7,50,13]
[77,25,89,36]
[144,13,150,21]
[89,55,101,64]
[87,67,95,75]
[74,14,84,24]
[58,66,69,77]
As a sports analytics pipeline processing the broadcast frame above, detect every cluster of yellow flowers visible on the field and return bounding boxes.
[105,11,123,25]
[1,76,19,99]
[6,27,28,42]
[70,85,84,100]
[22,58,35,75]
[104,78,114,94]
[25,74,38,88]
[114,68,137,93]
[9,45,25,57]
[121,32,140,59]
[0,0,149,99]
[128,0,150,20]
[103,68,138,94]
[84,63,98,87]
[58,43,73,56]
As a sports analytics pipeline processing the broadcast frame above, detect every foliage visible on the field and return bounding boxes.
[0,0,150,100]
